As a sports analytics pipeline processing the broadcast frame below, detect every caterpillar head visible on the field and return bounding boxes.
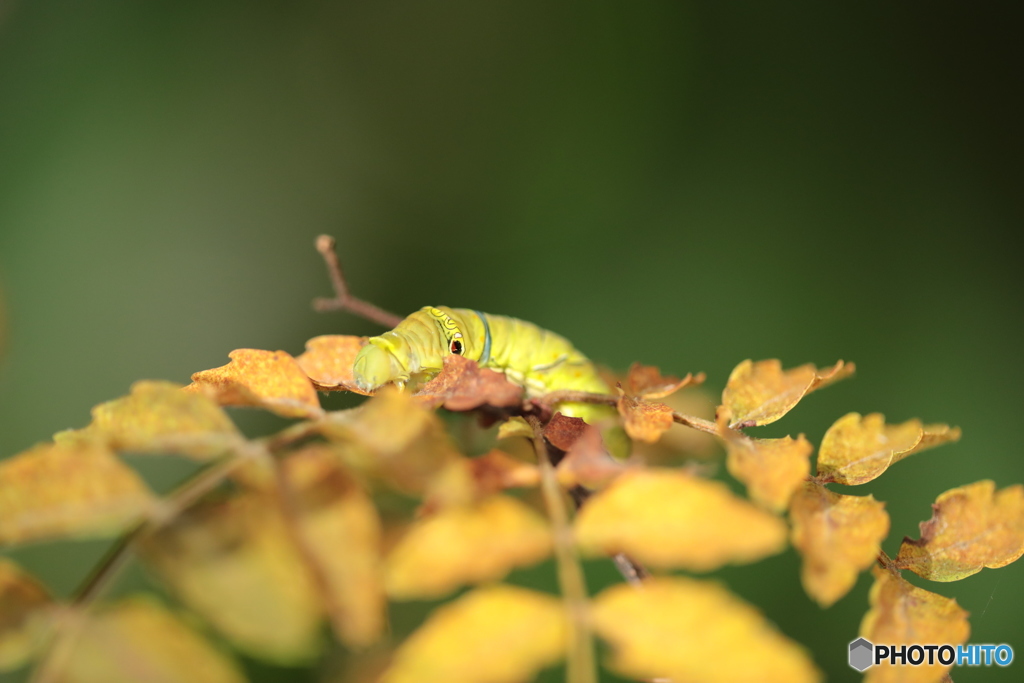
[352,342,406,393]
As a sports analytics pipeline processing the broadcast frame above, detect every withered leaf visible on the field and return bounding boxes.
[860,568,969,683]
[0,442,154,546]
[816,413,961,485]
[380,584,566,683]
[616,394,674,444]
[414,355,523,411]
[280,446,386,648]
[295,335,369,393]
[722,359,854,429]
[574,469,787,571]
[385,495,551,600]
[896,480,1024,581]
[468,449,540,495]
[542,412,587,451]
[592,577,820,683]
[623,362,705,399]
[789,482,890,607]
[725,433,812,512]
[324,388,458,495]
[60,597,247,683]
[86,380,243,460]
[188,349,324,419]
[556,425,626,490]
[0,559,52,671]
[139,493,322,663]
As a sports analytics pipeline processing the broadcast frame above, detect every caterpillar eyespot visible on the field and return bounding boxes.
[449,339,463,354]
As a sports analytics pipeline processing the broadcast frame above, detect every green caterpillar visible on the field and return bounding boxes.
[352,306,613,423]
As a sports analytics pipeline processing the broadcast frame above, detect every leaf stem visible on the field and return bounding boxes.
[312,235,404,328]
[527,416,597,683]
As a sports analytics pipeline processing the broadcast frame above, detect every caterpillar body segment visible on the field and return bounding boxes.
[352,306,613,422]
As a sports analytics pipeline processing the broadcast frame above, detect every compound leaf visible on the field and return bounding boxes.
[86,381,242,460]
[896,480,1024,581]
[385,495,551,600]
[592,577,820,683]
[859,568,969,683]
[722,359,854,429]
[816,413,960,485]
[380,585,565,683]
[0,442,154,546]
[574,469,787,571]
[188,349,323,419]
[789,482,890,607]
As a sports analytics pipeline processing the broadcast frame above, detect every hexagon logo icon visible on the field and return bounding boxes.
[849,637,874,671]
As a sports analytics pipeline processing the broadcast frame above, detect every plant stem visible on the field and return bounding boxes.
[528,416,596,683]
[312,235,404,327]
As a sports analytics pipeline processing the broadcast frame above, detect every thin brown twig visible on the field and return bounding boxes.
[527,415,597,683]
[312,235,404,328]
[671,411,718,435]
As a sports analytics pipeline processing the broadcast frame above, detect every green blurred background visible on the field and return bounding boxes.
[1,1,1022,681]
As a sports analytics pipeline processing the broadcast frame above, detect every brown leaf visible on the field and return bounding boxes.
[86,381,243,460]
[380,584,566,683]
[574,469,787,571]
[722,359,854,429]
[413,355,523,411]
[630,387,719,463]
[468,449,540,495]
[555,425,627,490]
[60,597,247,683]
[860,568,969,683]
[542,412,587,451]
[789,482,890,607]
[0,559,52,671]
[592,577,821,683]
[323,388,459,495]
[279,446,386,648]
[385,495,551,600]
[0,442,154,546]
[725,433,812,512]
[623,363,705,399]
[139,493,323,663]
[896,480,1024,581]
[295,335,370,393]
[616,394,674,444]
[816,413,960,485]
[187,349,324,419]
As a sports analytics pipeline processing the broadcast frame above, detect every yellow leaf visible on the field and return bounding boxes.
[616,394,674,443]
[574,469,787,570]
[816,413,960,485]
[295,335,370,393]
[896,480,1024,581]
[789,481,890,607]
[860,568,969,683]
[59,597,246,683]
[385,495,551,599]
[0,559,51,671]
[139,493,322,663]
[280,446,386,648]
[187,349,324,419]
[592,577,820,683]
[380,585,566,683]
[496,416,533,441]
[0,442,154,546]
[86,381,243,460]
[323,388,458,495]
[722,359,854,428]
[623,362,705,399]
[725,434,812,511]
